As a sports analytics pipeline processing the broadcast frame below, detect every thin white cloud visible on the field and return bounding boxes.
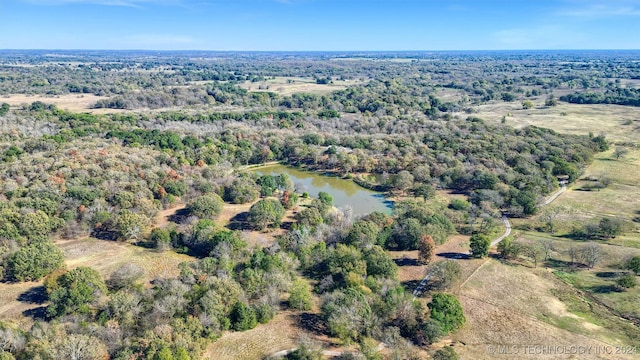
[559,3,640,18]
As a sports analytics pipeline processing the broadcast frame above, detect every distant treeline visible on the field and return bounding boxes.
[560,87,640,107]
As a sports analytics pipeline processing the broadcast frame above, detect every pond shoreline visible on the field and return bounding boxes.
[248,163,393,217]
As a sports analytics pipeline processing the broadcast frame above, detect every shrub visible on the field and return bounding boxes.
[617,274,637,290]
[230,301,257,331]
[150,227,171,250]
[627,256,640,275]
[187,194,224,219]
[7,241,65,282]
[47,267,108,317]
[433,346,459,360]
[289,278,313,311]
[428,293,465,334]
[469,233,490,258]
[449,199,470,211]
[248,198,285,230]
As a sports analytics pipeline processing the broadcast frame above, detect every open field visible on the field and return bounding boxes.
[204,311,301,360]
[0,93,127,114]
[452,260,640,359]
[238,76,355,96]
[548,148,640,246]
[455,100,640,144]
[0,237,193,328]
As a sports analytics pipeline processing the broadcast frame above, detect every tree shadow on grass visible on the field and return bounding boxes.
[590,285,621,294]
[227,211,251,231]
[90,227,117,241]
[401,279,422,293]
[595,271,622,278]
[293,312,326,337]
[437,252,471,260]
[18,286,49,321]
[17,286,48,305]
[394,257,420,266]
[23,306,47,321]
[168,208,191,224]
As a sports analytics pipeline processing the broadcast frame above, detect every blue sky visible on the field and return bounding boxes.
[1,0,640,50]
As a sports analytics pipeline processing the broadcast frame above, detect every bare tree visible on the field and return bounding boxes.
[537,238,555,261]
[614,146,629,160]
[580,243,605,269]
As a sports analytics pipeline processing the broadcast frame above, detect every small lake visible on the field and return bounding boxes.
[252,164,392,217]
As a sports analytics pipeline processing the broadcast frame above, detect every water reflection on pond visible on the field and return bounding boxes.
[252,164,392,217]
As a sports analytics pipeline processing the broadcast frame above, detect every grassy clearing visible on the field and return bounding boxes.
[0,237,193,328]
[237,76,355,96]
[203,311,300,360]
[1,93,124,114]
[455,100,640,144]
[548,148,640,246]
[453,260,640,359]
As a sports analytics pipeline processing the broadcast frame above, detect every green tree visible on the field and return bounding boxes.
[392,170,414,193]
[391,217,424,250]
[230,301,257,331]
[225,177,260,204]
[497,237,522,260]
[363,245,397,278]
[289,278,313,311]
[617,273,636,290]
[346,220,379,248]
[469,233,490,258]
[428,293,465,334]
[522,100,534,109]
[545,95,558,107]
[113,210,149,241]
[187,194,224,219]
[150,227,171,250]
[0,102,9,116]
[627,256,640,275]
[428,260,461,291]
[433,346,459,360]
[296,207,323,228]
[248,198,285,230]
[47,267,108,317]
[7,241,65,282]
[318,191,333,206]
[414,184,435,202]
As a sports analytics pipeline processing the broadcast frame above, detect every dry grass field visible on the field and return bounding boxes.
[454,100,640,144]
[1,93,125,114]
[0,237,193,329]
[238,77,355,96]
[204,311,302,360]
[545,148,640,247]
[452,261,639,360]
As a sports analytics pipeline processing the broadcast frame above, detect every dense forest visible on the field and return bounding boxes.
[0,50,635,360]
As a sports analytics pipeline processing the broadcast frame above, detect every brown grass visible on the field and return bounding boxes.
[455,100,640,144]
[547,148,640,246]
[1,94,126,114]
[203,311,301,360]
[0,237,193,328]
[237,77,355,96]
[451,261,638,360]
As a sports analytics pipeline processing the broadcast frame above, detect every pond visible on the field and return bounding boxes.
[252,164,392,217]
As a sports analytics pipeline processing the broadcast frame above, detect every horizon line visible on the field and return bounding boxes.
[1,48,640,52]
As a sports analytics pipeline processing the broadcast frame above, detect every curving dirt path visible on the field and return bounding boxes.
[154,204,186,228]
[541,182,567,206]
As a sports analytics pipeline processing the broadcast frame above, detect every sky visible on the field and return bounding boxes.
[1,0,640,50]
